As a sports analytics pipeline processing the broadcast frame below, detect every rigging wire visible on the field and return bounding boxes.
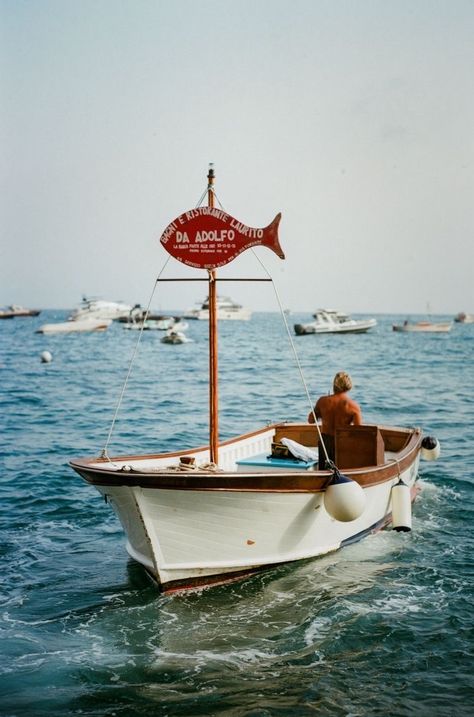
[202,185,329,464]
[101,257,170,461]
[101,185,212,460]
[101,179,329,467]
[250,249,331,466]
[195,186,209,207]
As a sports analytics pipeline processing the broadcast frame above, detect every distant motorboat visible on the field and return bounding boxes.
[454,312,474,324]
[0,304,41,319]
[294,309,377,335]
[124,319,185,331]
[70,297,133,321]
[36,318,112,334]
[184,295,251,321]
[117,305,180,328]
[392,320,453,333]
[123,310,188,332]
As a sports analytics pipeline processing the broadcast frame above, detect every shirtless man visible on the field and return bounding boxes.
[308,371,362,469]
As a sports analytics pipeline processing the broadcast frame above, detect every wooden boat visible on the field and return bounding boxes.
[392,320,452,333]
[295,309,376,335]
[70,167,439,594]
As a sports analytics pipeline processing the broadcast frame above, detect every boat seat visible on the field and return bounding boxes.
[273,424,319,448]
[335,425,385,469]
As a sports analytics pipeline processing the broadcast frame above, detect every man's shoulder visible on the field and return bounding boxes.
[317,394,331,406]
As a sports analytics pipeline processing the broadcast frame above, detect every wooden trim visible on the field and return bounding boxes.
[71,429,421,491]
[70,424,422,492]
[71,424,276,465]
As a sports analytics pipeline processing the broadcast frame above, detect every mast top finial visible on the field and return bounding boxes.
[207,162,215,180]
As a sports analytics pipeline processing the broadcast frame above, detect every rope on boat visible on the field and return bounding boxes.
[209,186,331,467]
[250,249,331,467]
[388,457,401,477]
[120,461,222,473]
[100,257,171,462]
[196,185,210,207]
[101,187,216,462]
[101,180,329,467]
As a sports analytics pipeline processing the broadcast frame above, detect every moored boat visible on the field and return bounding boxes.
[70,166,439,593]
[36,318,112,334]
[121,305,188,331]
[184,295,251,320]
[454,312,474,324]
[392,320,453,333]
[70,296,133,321]
[0,304,41,319]
[294,309,377,335]
[123,316,188,332]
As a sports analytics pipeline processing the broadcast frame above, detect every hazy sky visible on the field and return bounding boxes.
[1,0,473,315]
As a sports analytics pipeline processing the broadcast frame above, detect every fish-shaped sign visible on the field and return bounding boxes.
[159,207,284,269]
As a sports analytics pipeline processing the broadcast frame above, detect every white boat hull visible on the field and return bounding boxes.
[184,296,251,320]
[392,322,452,333]
[186,308,252,320]
[71,422,423,592]
[96,472,418,588]
[294,318,377,335]
[36,318,112,334]
[70,298,133,321]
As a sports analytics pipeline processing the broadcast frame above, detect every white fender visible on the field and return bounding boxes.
[40,351,52,363]
[421,436,440,461]
[391,479,412,532]
[324,470,366,522]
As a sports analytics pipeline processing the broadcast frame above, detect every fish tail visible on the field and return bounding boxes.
[263,213,285,259]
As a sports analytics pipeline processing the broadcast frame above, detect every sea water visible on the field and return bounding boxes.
[1,311,473,716]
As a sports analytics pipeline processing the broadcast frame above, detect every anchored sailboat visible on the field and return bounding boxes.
[70,166,439,593]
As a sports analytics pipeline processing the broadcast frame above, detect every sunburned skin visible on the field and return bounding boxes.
[308,391,362,435]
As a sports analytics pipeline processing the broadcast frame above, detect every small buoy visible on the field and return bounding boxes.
[323,469,366,522]
[391,478,412,532]
[40,351,52,363]
[421,435,440,461]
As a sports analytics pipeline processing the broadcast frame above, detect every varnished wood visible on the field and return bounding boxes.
[70,424,422,492]
[207,165,219,464]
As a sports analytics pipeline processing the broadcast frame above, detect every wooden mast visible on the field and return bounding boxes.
[207,164,219,464]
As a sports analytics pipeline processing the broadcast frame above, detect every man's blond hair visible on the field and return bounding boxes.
[333,371,352,393]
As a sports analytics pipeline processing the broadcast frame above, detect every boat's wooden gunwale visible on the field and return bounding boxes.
[70,427,421,491]
[73,423,276,466]
[70,422,417,467]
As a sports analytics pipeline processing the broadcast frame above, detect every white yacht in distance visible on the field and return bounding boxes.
[184,295,252,320]
[294,308,377,335]
[70,296,133,321]
[36,318,112,334]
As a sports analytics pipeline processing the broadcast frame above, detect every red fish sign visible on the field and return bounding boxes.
[159,207,284,269]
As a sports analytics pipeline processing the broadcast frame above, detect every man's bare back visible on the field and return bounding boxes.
[309,392,362,435]
[307,371,362,468]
